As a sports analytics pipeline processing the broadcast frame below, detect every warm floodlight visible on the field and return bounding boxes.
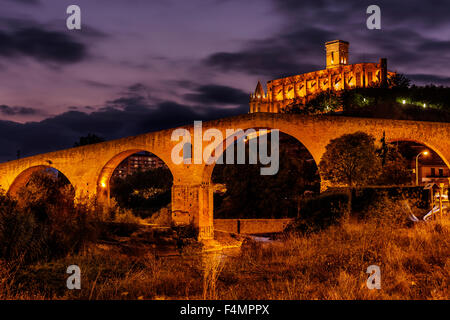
[415,150,430,186]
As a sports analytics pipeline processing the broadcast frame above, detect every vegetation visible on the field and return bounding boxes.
[74,134,105,147]
[0,171,139,265]
[319,131,411,188]
[340,86,450,122]
[376,134,411,186]
[0,131,447,300]
[110,167,173,218]
[289,191,349,233]
[212,133,320,218]
[1,205,448,299]
[0,172,98,264]
[286,89,342,115]
[319,132,381,187]
[285,74,450,123]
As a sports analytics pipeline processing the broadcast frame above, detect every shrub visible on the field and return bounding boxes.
[148,206,173,227]
[110,167,173,218]
[0,172,100,264]
[364,193,413,227]
[0,194,44,264]
[351,188,425,223]
[290,191,349,233]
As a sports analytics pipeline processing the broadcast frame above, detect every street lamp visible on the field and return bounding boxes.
[415,150,429,186]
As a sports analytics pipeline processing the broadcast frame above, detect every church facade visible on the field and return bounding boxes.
[249,40,395,113]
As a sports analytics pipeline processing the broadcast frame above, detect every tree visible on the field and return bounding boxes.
[377,144,411,186]
[319,132,382,215]
[110,167,173,217]
[319,132,381,187]
[74,133,105,147]
[388,73,411,89]
[286,90,342,114]
[212,133,320,219]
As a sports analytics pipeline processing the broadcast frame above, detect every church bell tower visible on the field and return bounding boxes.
[325,40,349,69]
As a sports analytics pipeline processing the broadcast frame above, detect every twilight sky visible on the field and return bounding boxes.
[1,0,450,161]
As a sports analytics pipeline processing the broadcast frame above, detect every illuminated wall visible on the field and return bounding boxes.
[249,40,393,113]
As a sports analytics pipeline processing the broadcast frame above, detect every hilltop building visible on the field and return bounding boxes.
[249,40,395,113]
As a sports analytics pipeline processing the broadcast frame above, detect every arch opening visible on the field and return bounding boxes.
[8,165,74,199]
[205,130,321,221]
[387,140,450,187]
[98,150,174,219]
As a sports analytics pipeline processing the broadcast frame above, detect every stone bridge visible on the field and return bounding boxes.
[1,113,449,239]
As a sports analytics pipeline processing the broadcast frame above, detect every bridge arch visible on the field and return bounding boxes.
[196,126,321,237]
[386,138,450,169]
[96,149,175,205]
[201,126,323,187]
[8,165,74,197]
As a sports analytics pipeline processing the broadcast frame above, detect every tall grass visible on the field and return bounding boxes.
[2,216,447,300]
[0,176,448,300]
[202,253,225,299]
[217,218,449,300]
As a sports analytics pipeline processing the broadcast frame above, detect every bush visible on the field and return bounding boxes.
[110,168,173,218]
[148,206,173,227]
[0,172,100,264]
[351,187,426,219]
[363,193,418,227]
[0,195,43,264]
[290,192,349,233]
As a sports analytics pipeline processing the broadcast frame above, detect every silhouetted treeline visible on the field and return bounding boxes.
[287,81,450,122]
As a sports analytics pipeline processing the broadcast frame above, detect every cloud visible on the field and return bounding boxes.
[184,85,249,105]
[0,27,86,64]
[408,74,450,86]
[5,0,40,5]
[0,105,40,116]
[203,26,336,78]
[202,0,450,86]
[271,0,450,29]
[0,94,248,162]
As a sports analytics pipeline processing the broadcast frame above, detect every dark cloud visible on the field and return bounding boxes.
[106,96,148,109]
[408,74,450,86]
[0,99,248,162]
[5,0,40,5]
[184,85,249,105]
[166,80,198,89]
[82,80,115,89]
[0,105,40,116]
[417,40,450,52]
[0,27,86,63]
[106,83,155,110]
[203,27,334,78]
[272,0,450,29]
[203,0,450,86]
[127,83,147,93]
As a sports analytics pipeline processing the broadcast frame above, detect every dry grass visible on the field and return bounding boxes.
[218,217,449,300]
[0,217,448,300]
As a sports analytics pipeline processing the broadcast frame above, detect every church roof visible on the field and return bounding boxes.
[254,81,265,96]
